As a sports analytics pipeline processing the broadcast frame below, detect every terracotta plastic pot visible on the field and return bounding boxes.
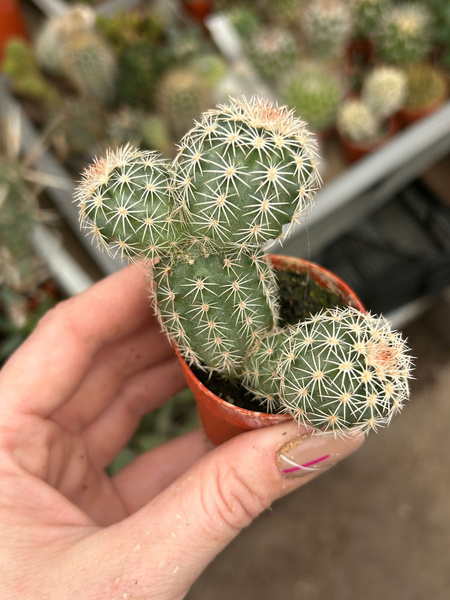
[398,99,446,128]
[338,115,400,164]
[175,255,365,445]
[0,0,28,64]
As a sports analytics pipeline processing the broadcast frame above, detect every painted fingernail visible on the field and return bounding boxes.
[276,432,363,479]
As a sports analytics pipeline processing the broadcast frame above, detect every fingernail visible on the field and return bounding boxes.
[276,432,363,479]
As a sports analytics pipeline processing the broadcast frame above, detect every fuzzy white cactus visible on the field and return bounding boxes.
[303,0,353,61]
[337,99,380,144]
[362,66,407,119]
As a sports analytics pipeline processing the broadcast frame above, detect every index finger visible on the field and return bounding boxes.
[0,261,161,418]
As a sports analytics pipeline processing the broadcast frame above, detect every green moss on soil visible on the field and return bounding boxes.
[192,269,344,411]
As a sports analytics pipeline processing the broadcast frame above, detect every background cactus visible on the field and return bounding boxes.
[303,0,353,62]
[77,97,412,435]
[2,39,60,113]
[141,115,173,156]
[157,67,212,139]
[246,26,299,83]
[96,8,165,52]
[351,0,387,38]
[401,63,448,111]
[337,98,380,144]
[35,4,96,77]
[62,30,117,104]
[362,66,407,119]
[280,63,342,133]
[377,3,434,65]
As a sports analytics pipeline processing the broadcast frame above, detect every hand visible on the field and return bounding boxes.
[0,263,364,599]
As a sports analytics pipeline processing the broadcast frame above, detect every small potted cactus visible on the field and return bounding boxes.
[337,66,407,162]
[76,96,412,444]
[303,0,353,64]
[246,26,299,84]
[398,63,448,126]
[376,3,434,65]
[280,62,343,141]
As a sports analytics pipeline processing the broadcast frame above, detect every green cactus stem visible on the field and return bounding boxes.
[402,63,448,111]
[246,26,299,83]
[173,96,320,251]
[351,0,387,38]
[76,145,180,260]
[244,306,412,434]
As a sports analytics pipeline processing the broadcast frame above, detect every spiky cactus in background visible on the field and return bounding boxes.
[141,115,173,156]
[226,6,261,37]
[96,8,165,52]
[105,107,143,150]
[76,96,412,434]
[303,0,353,62]
[62,31,117,104]
[337,99,380,144]
[35,4,96,77]
[362,66,407,119]
[190,54,227,88]
[377,3,433,65]
[401,63,448,111]
[246,27,298,83]
[351,0,387,38]
[2,39,61,113]
[280,63,342,134]
[157,67,212,139]
[48,98,106,161]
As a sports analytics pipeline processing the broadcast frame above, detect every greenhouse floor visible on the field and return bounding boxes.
[188,306,450,600]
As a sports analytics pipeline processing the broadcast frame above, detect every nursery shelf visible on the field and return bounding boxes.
[277,102,450,258]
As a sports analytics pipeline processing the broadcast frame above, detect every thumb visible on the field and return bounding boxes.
[97,422,364,599]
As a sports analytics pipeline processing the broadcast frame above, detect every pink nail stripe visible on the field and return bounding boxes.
[282,454,330,474]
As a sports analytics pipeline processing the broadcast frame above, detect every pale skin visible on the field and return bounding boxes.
[0,263,363,599]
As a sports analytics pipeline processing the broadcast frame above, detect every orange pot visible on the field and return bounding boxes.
[175,255,365,445]
[0,0,28,64]
[398,99,446,127]
[338,115,400,164]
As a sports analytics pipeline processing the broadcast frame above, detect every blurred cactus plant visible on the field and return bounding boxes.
[401,63,448,111]
[280,63,342,133]
[303,0,353,62]
[2,38,60,113]
[76,96,412,435]
[351,0,387,38]
[246,26,298,82]
[337,98,380,144]
[362,66,407,119]
[377,3,434,65]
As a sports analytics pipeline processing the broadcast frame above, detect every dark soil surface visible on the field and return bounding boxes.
[192,269,343,411]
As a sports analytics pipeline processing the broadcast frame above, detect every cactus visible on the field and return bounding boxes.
[351,0,387,38]
[246,27,299,83]
[402,63,448,111]
[244,306,411,434]
[141,115,174,156]
[337,99,380,144]
[48,98,106,160]
[96,8,165,52]
[76,96,412,435]
[280,63,342,133]
[2,39,60,112]
[35,4,96,77]
[62,31,117,104]
[377,3,434,65]
[105,107,143,150]
[157,67,213,139]
[303,0,353,62]
[226,6,261,37]
[190,54,227,88]
[362,66,407,119]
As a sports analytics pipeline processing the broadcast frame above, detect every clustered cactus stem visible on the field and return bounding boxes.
[77,96,412,436]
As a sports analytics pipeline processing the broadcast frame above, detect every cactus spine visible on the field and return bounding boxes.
[77,96,412,435]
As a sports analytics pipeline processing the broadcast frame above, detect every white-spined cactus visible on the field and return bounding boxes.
[351,0,387,38]
[377,3,433,65]
[246,27,299,82]
[337,99,380,144]
[76,96,412,435]
[303,0,353,62]
[362,66,407,119]
[244,307,411,435]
